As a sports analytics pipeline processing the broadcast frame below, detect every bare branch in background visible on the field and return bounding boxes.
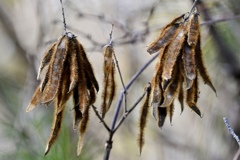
[223,117,240,160]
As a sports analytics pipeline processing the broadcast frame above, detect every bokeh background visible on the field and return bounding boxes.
[0,0,240,159]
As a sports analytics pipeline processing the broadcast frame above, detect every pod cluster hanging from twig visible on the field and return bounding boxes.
[101,44,116,119]
[137,8,216,154]
[26,33,99,156]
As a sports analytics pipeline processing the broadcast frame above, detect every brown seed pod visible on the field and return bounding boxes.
[77,104,90,156]
[27,33,99,156]
[44,64,71,156]
[79,43,99,92]
[39,67,50,92]
[161,24,186,82]
[186,73,201,117]
[73,87,83,130]
[157,107,167,128]
[177,59,185,113]
[137,85,151,155]
[151,47,166,119]
[161,58,181,108]
[182,41,196,89]
[37,43,57,80]
[45,106,65,156]
[41,36,69,104]
[147,14,185,54]
[26,87,42,112]
[101,45,116,119]
[68,38,79,92]
[167,102,174,124]
[187,11,200,46]
[195,35,217,95]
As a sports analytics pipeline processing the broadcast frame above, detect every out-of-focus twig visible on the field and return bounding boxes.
[223,117,240,146]
[223,117,240,160]
[200,15,240,26]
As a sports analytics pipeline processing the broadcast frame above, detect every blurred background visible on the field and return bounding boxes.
[0,0,240,159]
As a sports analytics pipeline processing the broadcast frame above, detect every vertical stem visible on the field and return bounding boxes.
[60,0,67,33]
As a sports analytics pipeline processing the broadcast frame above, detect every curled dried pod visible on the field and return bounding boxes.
[161,24,186,82]
[101,45,116,119]
[41,36,69,105]
[147,14,185,54]
[137,84,151,155]
[186,73,201,117]
[195,36,217,95]
[187,11,200,46]
[182,41,196,89]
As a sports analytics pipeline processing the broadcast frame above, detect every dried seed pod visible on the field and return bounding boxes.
[45,89,68,155]
[157,107,167,128]
[73,37,93,114]
[187,11,200,46]
[56,65,71,113]
[68,38,79,92]
[195,36,216,95]
[73,88,83,129]
[101,45,116,119]
[167,102,174,124]
[178,56,185,113]
[27,33,99,157]
[151,48,166,119]
[137,85,151,155]
[161,58,181,107]
[161,25,186,82]
[37,43,57,80]
[45,106,65,156]
[26,87,42,112]
[186,74,201,117]
[45,65,71,156]
[40,67,50,92]
[147,14,185,54]
[79,44,99,92]
[182,41,196,89]
[77,105,90,156]
[41,36,69,104]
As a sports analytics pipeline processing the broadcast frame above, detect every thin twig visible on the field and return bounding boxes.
[200,15,240,26]
[189,0,199,15]
[92,105,111,132]
[143,1,159,35]
[223,117,240,160]
[60,0,67,33]
[223,117,240,146]
[113,83,151,133]
[112,52,128,111]
[108,25,128,112]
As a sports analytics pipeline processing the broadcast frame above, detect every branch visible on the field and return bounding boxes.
[223,117,240,146]
[200,15,240,26]
[223,117,240,160]
[60,0,67,33]
[91,105,111,132]
[113,82,151,133]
